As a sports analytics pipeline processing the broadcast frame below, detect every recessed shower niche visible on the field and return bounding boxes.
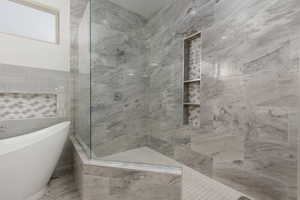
[183,32,201,127]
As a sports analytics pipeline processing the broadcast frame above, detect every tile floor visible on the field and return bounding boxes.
[39,174,80,200]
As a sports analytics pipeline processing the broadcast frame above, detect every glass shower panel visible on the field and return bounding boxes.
[72,1,91,157]
[87,0,299,199]
[90,0,150,162]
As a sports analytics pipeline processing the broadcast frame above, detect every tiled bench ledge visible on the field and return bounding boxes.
[71,136,182,200]
[71,136,252,200]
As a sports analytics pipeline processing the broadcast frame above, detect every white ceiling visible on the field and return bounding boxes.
[109,0,172,19]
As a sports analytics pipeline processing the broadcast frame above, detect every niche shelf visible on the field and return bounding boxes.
[183,32,201,127]
[184,79,201,83]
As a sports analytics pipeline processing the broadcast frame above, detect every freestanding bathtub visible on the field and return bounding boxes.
[0,121,70,200]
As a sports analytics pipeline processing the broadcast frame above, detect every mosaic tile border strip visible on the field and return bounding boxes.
[0,93,57,121]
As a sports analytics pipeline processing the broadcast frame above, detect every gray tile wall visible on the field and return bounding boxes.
[90,0,149,158]
[0,63,72,175]
[71,0,300,199]
[144,0,300,199]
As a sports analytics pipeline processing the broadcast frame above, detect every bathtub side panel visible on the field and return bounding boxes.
[0,126,69,200]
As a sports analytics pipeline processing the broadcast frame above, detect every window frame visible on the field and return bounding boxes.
[0,0,60,44]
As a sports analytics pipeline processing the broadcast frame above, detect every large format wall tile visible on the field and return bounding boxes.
[214,165,288,200]
[90,0,149,158]
[144,0,300,199]
[191,134,244,164]
[72,0,300,199]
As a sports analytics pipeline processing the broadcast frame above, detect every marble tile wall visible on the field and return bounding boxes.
[144,0,300,199]
[90,0,149,158]
[70,0,300,199]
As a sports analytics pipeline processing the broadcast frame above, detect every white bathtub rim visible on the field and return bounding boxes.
[0,121,70,156]
[25,187,47,200]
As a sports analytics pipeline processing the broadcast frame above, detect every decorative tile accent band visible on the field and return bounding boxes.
[0,93,57,121]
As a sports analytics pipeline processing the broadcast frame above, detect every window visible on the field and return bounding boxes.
[0,0,59,44]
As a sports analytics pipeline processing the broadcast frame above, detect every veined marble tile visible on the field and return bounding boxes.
[93,135,148,158]
[278,70,300,110]
[247,107,289,143]
[89,0,148,159]
[174,146,213,177]
[191,133,244,164]
[145,0,300,198]
[76,158,182,200]
[71,0,300,199]
[214,165,288,200]
[244,141,297,184]
[288,112,298,149]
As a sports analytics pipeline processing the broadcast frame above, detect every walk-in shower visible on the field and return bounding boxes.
[71,0,300,199]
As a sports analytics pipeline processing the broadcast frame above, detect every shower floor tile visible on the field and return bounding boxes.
[99,147,250,200]
[40,174,80,200]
